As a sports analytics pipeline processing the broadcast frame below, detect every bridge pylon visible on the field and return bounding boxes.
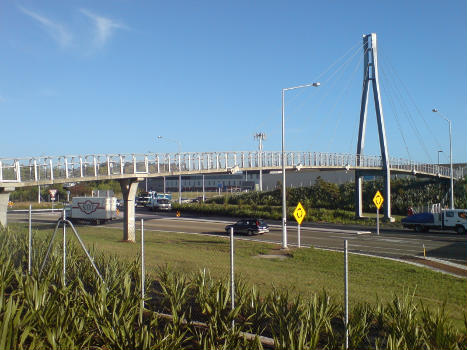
[355,33,393,221]
[119,178,143,242]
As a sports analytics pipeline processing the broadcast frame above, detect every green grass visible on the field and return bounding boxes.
[173,202,405,228]
[16,222,467,327]
[7,201,64,210]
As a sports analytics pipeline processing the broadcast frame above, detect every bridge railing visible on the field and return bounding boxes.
[0,152,462,184]
[389,157,463,178]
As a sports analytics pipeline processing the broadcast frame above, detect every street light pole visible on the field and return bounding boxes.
[432,109,454,209]
[254,132,266,191]
[157,136,183,204]
[281,82,320,249]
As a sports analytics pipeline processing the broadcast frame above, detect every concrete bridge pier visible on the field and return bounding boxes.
[355,171,364,219]
[355,170,393,221]
[119,178,143,242]
[0,187,15,228]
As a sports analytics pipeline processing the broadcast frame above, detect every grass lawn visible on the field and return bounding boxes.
[13,222,467,327]
[8,201,64,210]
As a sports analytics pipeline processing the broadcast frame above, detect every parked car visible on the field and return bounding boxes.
[191,196,204,203]
[225,218,269,235]
[150,198,172,211]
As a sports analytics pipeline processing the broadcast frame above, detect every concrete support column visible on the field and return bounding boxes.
[383,168,393,221]
[119,178,142,242]
[355,170,393,221]
[355,171,363,218]
[0,187,15,228]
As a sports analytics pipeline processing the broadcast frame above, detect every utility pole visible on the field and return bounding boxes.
[254,132,266,191]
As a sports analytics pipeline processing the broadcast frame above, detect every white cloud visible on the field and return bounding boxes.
[80,9,126,47]
[18,6,72,47]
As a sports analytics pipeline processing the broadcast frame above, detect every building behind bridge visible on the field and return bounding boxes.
[145,170,356,193]
[145,162,466,193]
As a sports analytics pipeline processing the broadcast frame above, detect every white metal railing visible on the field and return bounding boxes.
[0,151,463,184]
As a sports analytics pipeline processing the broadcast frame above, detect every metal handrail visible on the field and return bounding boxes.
[0,151,462,184]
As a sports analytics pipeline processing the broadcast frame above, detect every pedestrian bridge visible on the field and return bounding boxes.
[0,151,461,186]
[1,151,462,240]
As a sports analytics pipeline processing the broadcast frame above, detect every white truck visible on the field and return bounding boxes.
[65,197,118,224]
[402,208,467,234]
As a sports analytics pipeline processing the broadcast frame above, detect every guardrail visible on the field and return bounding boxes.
[0,151,462,184]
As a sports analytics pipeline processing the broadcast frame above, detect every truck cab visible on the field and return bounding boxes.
[442,209,467,234]
[402,208,466,234]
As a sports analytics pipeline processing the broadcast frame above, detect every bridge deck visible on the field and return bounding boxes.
[1,151,461,188]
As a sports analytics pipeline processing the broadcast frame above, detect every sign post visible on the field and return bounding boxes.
[373,191,384,236]
[293,202,306,248]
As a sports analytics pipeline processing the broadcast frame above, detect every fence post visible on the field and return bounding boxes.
[141,219,145,309]
[28,204,32,275]
[230,226,235,330]
[344,239,349,350]
[63,208,66,287]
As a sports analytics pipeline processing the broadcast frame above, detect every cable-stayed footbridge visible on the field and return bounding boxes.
[1,33,463,244]
[0,151,461,239]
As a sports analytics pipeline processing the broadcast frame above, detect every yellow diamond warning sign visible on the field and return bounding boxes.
[373,191,384,210]
[293,202,306,225]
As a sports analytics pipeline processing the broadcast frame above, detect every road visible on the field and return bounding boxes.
[8,209,467,267]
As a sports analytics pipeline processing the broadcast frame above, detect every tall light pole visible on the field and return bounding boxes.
[281,81,320,249]
[432,109,454,209]
[157,136,183,204]
[254,132,266,191]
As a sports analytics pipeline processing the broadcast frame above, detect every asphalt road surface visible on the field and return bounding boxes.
[8,209,467,267]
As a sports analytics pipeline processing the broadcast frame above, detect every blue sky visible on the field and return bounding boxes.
[1,0,465,164]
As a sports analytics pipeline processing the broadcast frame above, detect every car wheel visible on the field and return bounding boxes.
[247,229,253,236]
[456,225,466,235]
[414,225,423,233]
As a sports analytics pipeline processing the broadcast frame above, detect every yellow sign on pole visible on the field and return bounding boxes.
[373,191,384,210]
[293,202,306,225]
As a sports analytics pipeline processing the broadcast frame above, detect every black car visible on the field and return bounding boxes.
[225,218,269,235]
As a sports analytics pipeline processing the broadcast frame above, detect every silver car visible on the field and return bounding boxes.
[153,198,172,211]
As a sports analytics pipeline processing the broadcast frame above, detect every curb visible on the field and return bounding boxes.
[423,257,467,271]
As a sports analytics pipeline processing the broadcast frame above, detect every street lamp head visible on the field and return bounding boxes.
[312,82,321,87]
[157,136,163,139]
[432,108,438,113]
